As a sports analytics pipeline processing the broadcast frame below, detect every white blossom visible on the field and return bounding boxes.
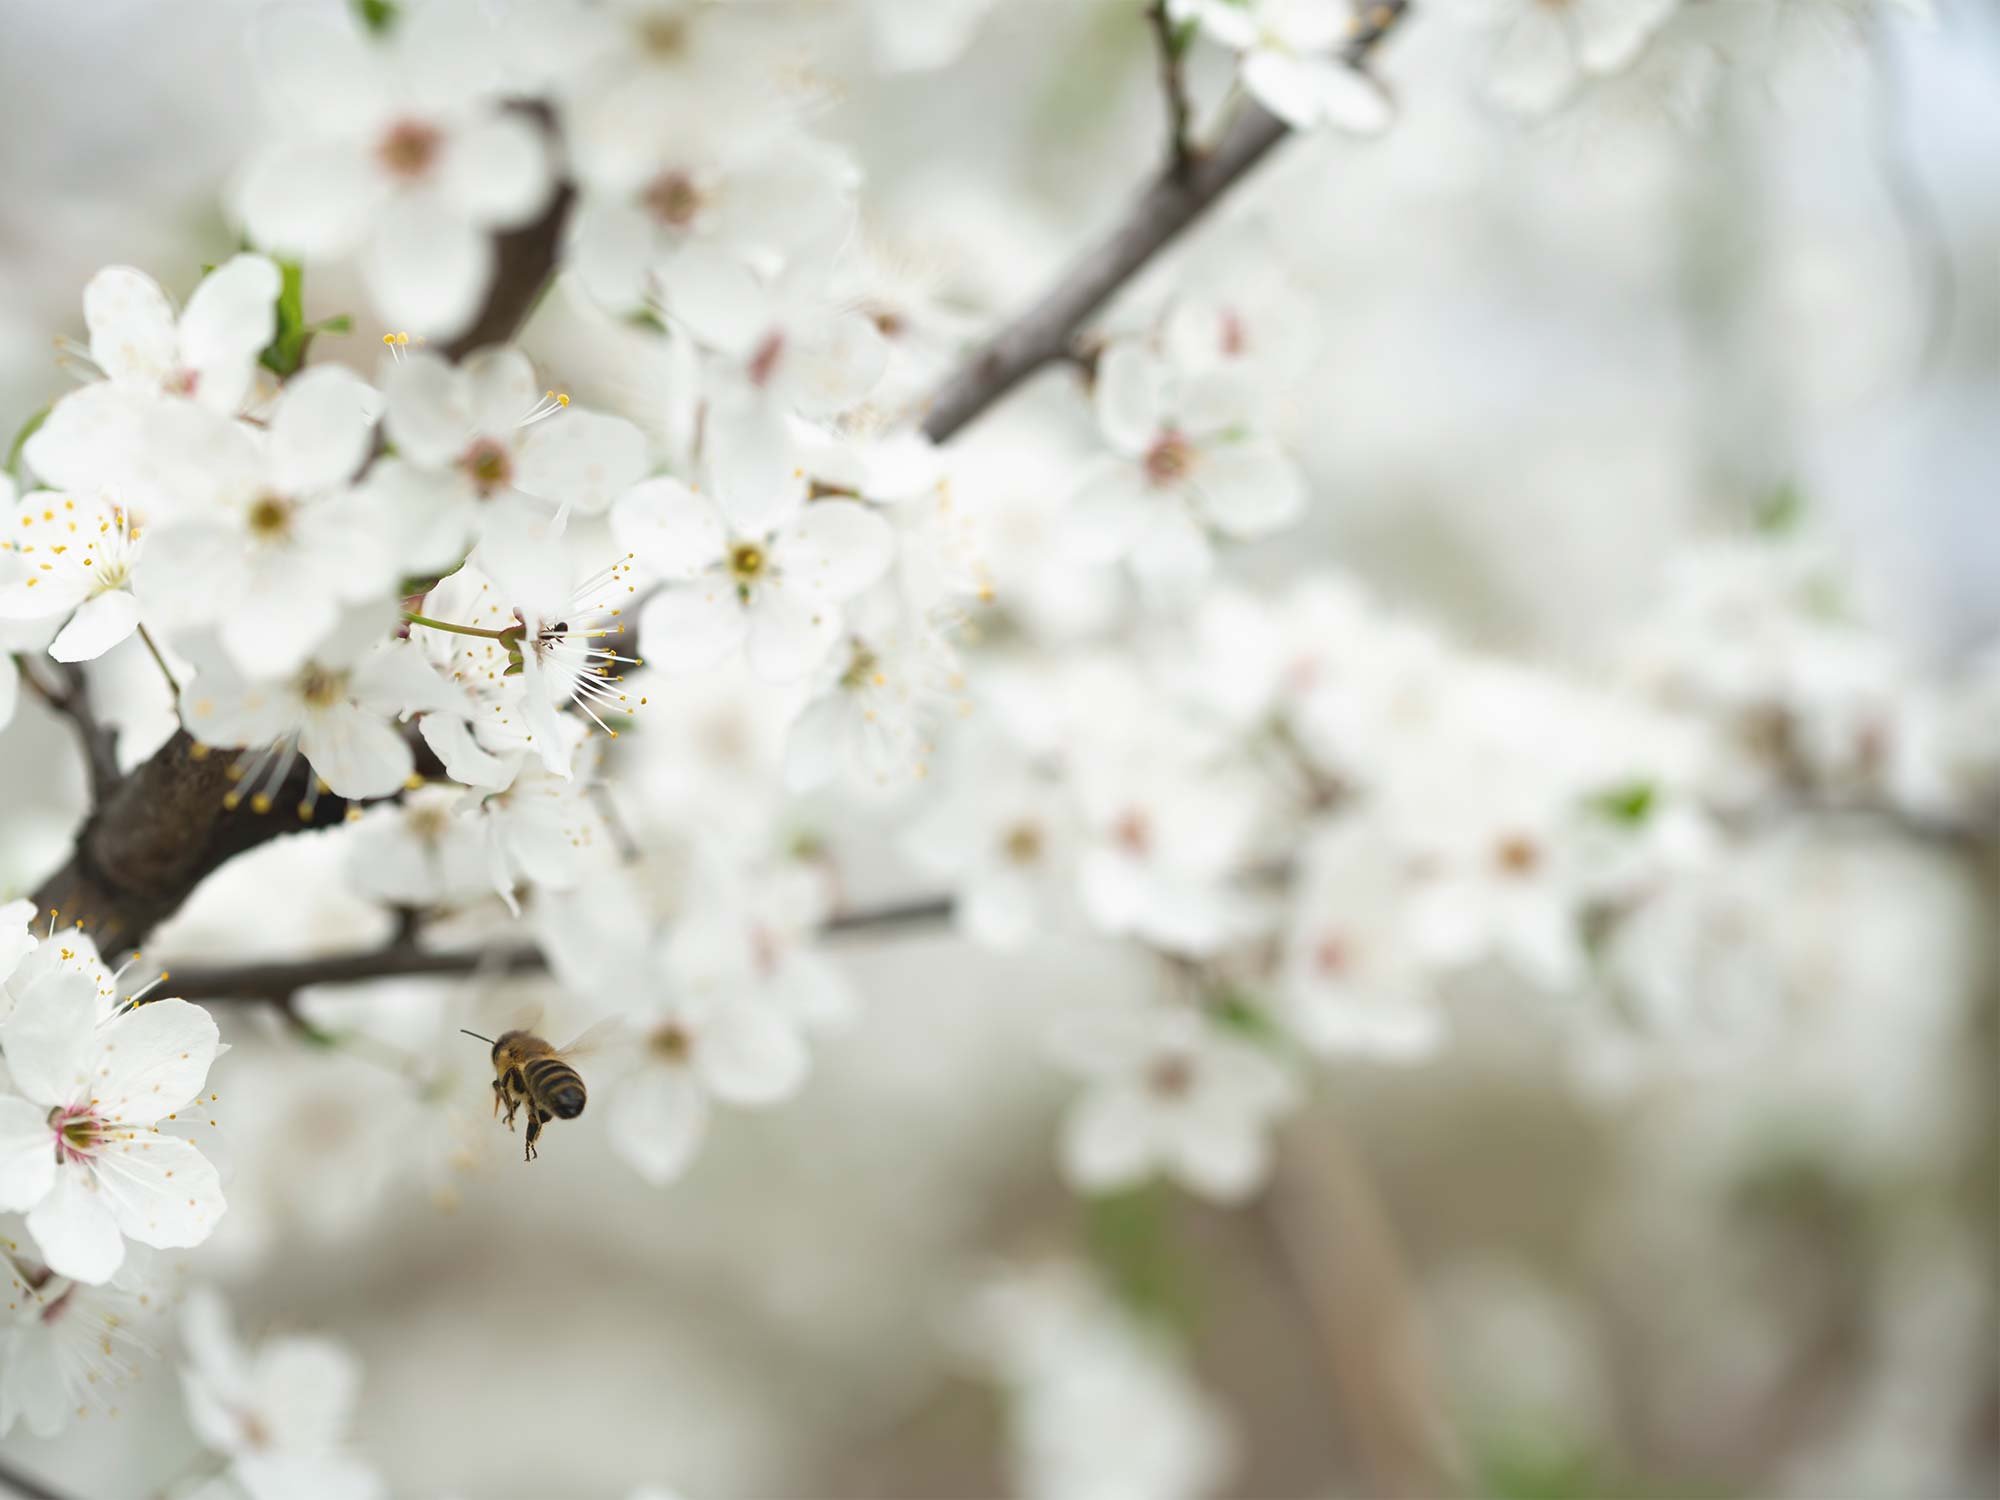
[0,979,225,1284]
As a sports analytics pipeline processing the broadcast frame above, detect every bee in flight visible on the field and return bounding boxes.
[462,1021,615,1162]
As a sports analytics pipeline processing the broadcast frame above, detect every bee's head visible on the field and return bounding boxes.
[461,1028,508,1063]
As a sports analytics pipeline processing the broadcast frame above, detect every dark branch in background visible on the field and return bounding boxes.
[1147,1,1197,178]
[160,896,956,1004]
[919,0,1409,444]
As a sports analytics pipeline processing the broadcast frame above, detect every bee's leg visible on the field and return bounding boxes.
[491,1079,508,1122]
[523,1111,542,1162]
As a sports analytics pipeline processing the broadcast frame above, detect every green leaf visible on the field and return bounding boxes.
[1169,17,1200,54]
[353,0,399,33]
[1083,1182,1195,1331]
[1754,481,1805,535]
[6,406,50,478]
[1210,988,1280,1042]
[258,260,312,378]
[1587,780,1656,826]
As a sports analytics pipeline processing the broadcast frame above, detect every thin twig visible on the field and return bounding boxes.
[918,0,1409,444]
[158,895,956,1005]
[1147,1,1197,177]
[19,656,120,802]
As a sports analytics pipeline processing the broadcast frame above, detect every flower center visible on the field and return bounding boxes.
[52,1105,103,1164]
[838,642,881,692]
[1143,431,1195,487]
[460,437,514,496]
[164,367,201,397]
[1314,934,1352,976]
[1148,1054,1196,1098]
[650,1022,693,1062]
[1002,822,1044,865]
[297,665,348,708]
[1112,809,1151,857]
[408,804,451,842]
[643,169,703,228]
[1494,833,1543,877]
[747,332,786,388]
[247,494,294,541]
[637,13,688,55]
[729,542,768,586]
[379,119,443,179]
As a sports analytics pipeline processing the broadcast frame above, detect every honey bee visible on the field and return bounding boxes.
[462,1022,614,1162]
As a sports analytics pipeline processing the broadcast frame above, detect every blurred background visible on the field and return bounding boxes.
[0,1,1995,1497]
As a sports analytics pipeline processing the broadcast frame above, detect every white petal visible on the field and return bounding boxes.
[771,500,894,601]
[1093,341,1165,454]
[1190,438,1305,537]
[1059,1087,1157,1192]
[1489,8,1579,116]
[606,1069,710,1185]
[0,971,99,1107]
[299,703,415,799]
[91,998,219,1122]
[84,267,178,385]
[94,1132,225,1250]
[611,478,727,579]
[251,1335,360,1451]
[237,140,385,258]
[362,197,494,341]
[744,586,840,681]
[270,365,376,495]
[438,112,553,230]
[383,352,474,466]
[1064,456,1156,562]
[1166,1111,1269,1201]
[49,590,140,662]
[0,1095,56,1213]
[568,195,660,313]
[470,495,571,617]
[249,4,389,133]
[419,714,519,791]
[1573,0,1676,73]
[958,871,1039,949]
[638,581,749,675]
[778,312,890,419]
[1243,51,1392,135]
[179,255,283,400]
[462,346,542,436]
[514,410,650,518]
[697,1002,808,1105]
[27,1164,125,1284]
[657,243,769,356]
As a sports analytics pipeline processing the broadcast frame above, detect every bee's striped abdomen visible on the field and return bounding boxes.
[524,1056,588,1119]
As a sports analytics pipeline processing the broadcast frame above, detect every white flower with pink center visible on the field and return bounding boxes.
[1066,340,1305,597]
[67,256,280,416]
[233,0,553,338]
[0,976,226,1285]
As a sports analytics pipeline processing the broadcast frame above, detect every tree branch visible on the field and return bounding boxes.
[1147,1,1197,178]
[159,895,956,1004]
[19,657,119,802]
[918,0,1409,443]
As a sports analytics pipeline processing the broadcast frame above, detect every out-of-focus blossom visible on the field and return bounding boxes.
[180,1288,385,1500]
[235,1,553,338]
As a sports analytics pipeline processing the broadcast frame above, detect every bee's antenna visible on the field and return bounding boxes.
[460,1029,498,1045]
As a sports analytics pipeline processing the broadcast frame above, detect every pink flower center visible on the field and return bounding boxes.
[460,437,514,496]
[1148,1053,1196,1098]
[1219,309,1248,358]
[643,169,703,228]
[1493,833,1543,877]
[378,120,443,179]
[747,332,786,389]
[1314,934,1352,976]
[51,1104,103,1164]
[1143,431,1195,487]
[1112,809,1152,857]
[164,367,201,397]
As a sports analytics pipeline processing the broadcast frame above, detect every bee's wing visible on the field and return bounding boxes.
[557,1015,629,1061]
